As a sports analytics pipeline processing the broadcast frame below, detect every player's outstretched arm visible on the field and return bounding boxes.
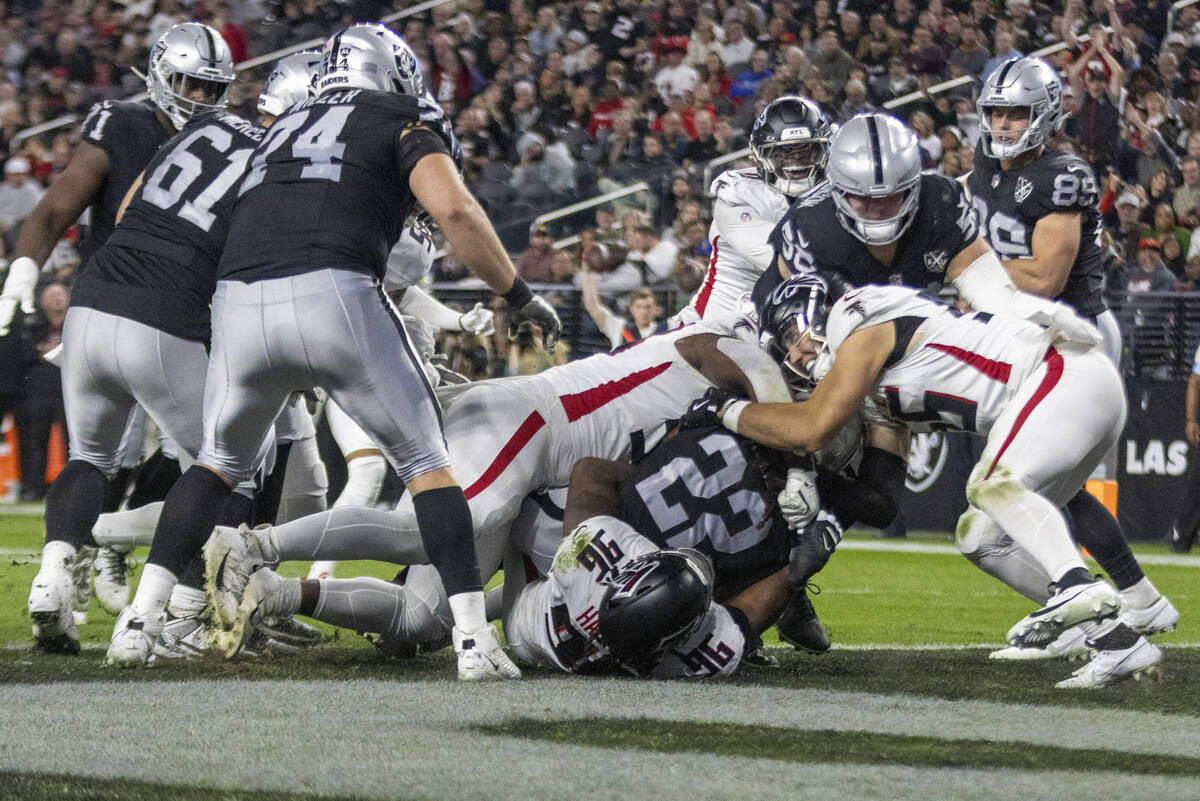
[14,140,108,267]
[562,457,634,534]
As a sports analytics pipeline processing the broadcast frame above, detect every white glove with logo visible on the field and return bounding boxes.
[777,467,820,531]
[458,302,495,336]
[1015,295,1103,348]
[0,257,39,336]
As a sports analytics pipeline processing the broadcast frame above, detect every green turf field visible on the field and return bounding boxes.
[1,508,1197,801]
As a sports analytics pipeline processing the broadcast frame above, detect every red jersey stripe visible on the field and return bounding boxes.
[928,342,1012,383]
[693,235,720,317]
[464,410,547,500]
[559,361,674,422]
[985,347,1063,479]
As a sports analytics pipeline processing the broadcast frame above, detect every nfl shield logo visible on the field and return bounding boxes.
[991,174,1000,188]
[740,212,752,222]
[1014,176,1033,204]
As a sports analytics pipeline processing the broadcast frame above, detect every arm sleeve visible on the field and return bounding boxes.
[397,285,465,332]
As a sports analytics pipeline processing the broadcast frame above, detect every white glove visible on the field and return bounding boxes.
[777,467,820,531]
[1017,297,1103,348]
[458,302,495,336]
[0,256,39,336]
[42,342,63,367]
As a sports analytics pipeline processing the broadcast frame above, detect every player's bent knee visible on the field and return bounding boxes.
[66,452,122,482]
[964,460,1029,512]
[955,507,1011,557]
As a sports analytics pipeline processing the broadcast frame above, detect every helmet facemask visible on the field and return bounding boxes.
[831,182,921,246]
[759,276,833,394]
[754,138,829,197]
[146,23,235,130]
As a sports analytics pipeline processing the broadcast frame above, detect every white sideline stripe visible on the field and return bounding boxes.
[839,539,1200,567]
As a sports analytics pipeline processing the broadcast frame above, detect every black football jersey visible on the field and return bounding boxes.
[968,146,1107,318]
[72,112,266,342]
[618,425,791,601]
[77,100,172,267]
[218,89,449,283]
[756,173,979,308]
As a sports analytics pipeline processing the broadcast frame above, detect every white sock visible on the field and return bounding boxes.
[41,541,77,576]
[334,454,386,508]
[1119,576,1161,609]
[166,584,206,618]
[92,502,162,550]
[448,590,487,634]
[130,563,178,617]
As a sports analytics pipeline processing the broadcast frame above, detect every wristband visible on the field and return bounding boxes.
[721,400,749,434]
[501,277,534,309]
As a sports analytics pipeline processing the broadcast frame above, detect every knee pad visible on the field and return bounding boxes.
[965,460,1028,512]
[955,506,1012,558]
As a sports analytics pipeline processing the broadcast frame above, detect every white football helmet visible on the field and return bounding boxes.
[258,52,321,119]
[318,24,424,97]
[977,56,1066,159]
[146,22,235,130]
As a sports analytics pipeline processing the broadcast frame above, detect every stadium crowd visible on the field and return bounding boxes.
[0,0,1198,497]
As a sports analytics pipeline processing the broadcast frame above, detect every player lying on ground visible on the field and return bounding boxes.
[696,275,1165,689]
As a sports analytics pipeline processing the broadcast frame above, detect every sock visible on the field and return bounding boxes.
[272,506,425,564]
[41,540,77,577]
[1065,489,1144,590]
[251,441,292,526]
[145,466,232,577]
[130,563,178,617]
[217,490,254,527]
[335,453,386,507]
[1119,576,1161,609]
[448,590,488,633]
[126,450,181,509]
[412,486,482,597]
[1053,566,1095,589]
[178,555,205,590]
[166,583,206,618]
[44,460,106,549]
[1090,621,1141,650]
[92,502,163,551]
[102,468,133,513]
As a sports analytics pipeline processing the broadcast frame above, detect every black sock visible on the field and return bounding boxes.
[217,490,254,527]
[1055,566,1095,590]
[146,467,232,576]
[412,486,482,596]
[102,468,133,513]
[1091,622,1140,650]
[126,449,181,509]
[44,460,106,549]
[251,442,292,526]
[1066,489,1144,590]
[178,555,205,590]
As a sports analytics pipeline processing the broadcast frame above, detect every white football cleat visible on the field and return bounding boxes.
[260,615,322,648]
[1007,580,1120,648]
[453,624,522,681]
[204,524,273,631]
[990,625,1092,661]
[1118,595,1179,636]
[153,614,214,661]
[1054,636,1162,689]
[28,568,79,655]
[70,545,97,618]
[106,606,165,668]
[223,568,301,660]
[93,545,135,616]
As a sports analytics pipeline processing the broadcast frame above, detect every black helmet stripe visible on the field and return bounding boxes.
[202,24,217,62]
[866,115,884,186]
[995,58,1016,87]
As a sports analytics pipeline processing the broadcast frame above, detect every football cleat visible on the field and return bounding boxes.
[222,568,301,660]
[1007,580,1120,648]
[204,524,273,631]
[242,627,304,658]
[1168,522,1196,553]
[260,615,322,648]
[1118,595,1179,637]
[453,624,522,681]
[1054,636,1162,689]
[70,545,97,619]
[306,560,336,581]
[153,613,213,661]
[989,625,1091,661]
[105,606,165,667]
[93,545,136,616]
[28,568,80,655]
[776,587,831,654]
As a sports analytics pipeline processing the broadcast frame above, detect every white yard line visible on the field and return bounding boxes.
[839,539,1200,567]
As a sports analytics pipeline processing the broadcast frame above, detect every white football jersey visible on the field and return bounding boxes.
[382,217,436,293]
[676,169,791,324]
[504,516,745,678]
[825,285,1056,436]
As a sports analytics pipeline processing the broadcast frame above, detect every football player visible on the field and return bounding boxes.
[703,275,1162,689]
[672,95,831,327]
[969,57,1178,659]
[111,25,560,679]
[21,23,238,655]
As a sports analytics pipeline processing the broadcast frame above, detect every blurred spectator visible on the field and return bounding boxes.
[1174,157,1200,221]
[20,281,68,502]
[0,157,43,244]
[686,16,724,69]
[981,29,1023,82]
[528,5,564,58]
[948,23,990,80]
[1145,167,1177,212]
[871,56,918,105]
[587,80,624,137]
[812,28,854,94]
[721,19,755,68]
[837,78,877,121]
[906,26,946,79]
[1145,201,1192,264]
[1068,59,1122,174]
[1118,238,1178,294]
[515,224,558,282]
[730,49,773,103]
[1107,191,1147,265]
[655,38,699,104]
[1177,254,1200,291]
[561,30,590,77]
[510,130,576,203]
[581,277,667,349]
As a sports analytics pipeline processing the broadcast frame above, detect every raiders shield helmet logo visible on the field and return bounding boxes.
[924,250,949,273]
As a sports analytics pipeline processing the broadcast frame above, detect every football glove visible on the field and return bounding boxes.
[777,466,820,531]
[787,510,843,588]
[508,295,562,350]
[0,256,39,336]
[458,302,495,336]
[678,387,738,430]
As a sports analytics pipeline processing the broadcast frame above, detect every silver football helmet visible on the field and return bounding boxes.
[258,52,321,119]
[146,22,235,130]
[977,56,1066,159]
[318,23,424,97]
[826,113,921,246]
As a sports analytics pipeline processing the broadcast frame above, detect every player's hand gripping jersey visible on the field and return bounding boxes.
[504,515,747,678]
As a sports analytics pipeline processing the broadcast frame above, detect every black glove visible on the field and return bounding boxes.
[787,510,844,589]
[678,387,738,430]
[509,295,562,350]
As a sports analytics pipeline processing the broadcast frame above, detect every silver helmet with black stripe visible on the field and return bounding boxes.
[825,113,922,246]
[258,52,322,119]
[146,22,235,130]
[977,56,1066,159]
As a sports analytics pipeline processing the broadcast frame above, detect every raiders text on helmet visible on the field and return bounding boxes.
[146,22,235,130]
[826,113,922,246]
[318,24,425,97]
